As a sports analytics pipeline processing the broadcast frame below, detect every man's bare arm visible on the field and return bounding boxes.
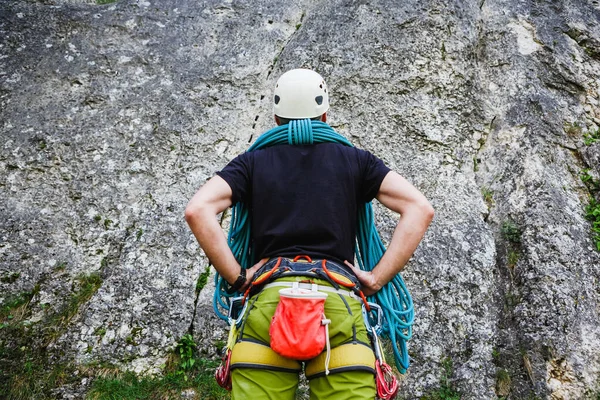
[184,176,266,288]
[347,171,434,295]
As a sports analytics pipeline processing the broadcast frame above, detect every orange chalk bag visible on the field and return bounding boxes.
[269,282,331,362]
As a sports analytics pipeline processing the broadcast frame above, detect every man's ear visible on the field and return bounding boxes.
[274,115,281,126]
[321,113,327,123]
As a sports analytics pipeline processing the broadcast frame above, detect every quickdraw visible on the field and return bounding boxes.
[368,322,399,399]
[215,303,243,390]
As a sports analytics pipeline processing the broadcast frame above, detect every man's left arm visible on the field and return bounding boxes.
[346,171,434,295]
[185,176,265,289]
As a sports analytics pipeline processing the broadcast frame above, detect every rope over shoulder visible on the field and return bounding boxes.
[212,119,414,373]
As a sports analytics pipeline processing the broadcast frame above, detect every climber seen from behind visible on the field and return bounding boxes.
[185,68,434,399]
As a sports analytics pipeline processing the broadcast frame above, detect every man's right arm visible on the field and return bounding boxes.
[347,171,434,295]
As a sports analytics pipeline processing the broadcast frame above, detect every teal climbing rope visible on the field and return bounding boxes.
[212,119,414,373]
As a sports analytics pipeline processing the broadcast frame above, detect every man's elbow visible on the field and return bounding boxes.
[422,202,435,224]
[184,201,207,224]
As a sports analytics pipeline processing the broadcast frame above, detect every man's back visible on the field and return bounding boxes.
[217,142,390,264]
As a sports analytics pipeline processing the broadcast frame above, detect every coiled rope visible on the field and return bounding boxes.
[212,119,414,373]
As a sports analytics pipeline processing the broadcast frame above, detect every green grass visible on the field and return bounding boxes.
[0,274,103,399]
[88,336,228,400]
[496,369,511,397]
[0,287,39,321]
[1,286,226,400]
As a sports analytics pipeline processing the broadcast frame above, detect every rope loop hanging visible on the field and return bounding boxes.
[287,118,314,145]
[212,119,414,373]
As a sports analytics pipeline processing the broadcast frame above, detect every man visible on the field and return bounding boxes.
[185,69,434,399]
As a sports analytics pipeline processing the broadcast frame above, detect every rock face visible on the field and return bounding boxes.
[1,0,599,398]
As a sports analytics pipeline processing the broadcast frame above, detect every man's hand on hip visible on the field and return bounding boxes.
[344,260,382,296]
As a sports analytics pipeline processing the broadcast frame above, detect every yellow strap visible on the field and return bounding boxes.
[230,341,375,377]
[226,321,239,351]
[305,343,376,379]
[231,341,302,371]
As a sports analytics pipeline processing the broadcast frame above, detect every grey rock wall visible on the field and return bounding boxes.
[1,0,599,398]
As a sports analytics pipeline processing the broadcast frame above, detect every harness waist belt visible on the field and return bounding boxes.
[262,281,361,302]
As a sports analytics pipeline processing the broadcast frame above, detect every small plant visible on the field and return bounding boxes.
[481,187,493,206]
[583,129,600,146]
[126,327,143,346]
[581,169,600,191]
[501,220,522,244]
[421,357,461,399]
[195,266,211,296]
[507,250,519,269]
[565,121,582,137]
[0,272,20,284]
[54,262,67,272]
[214,339,226,354]
[136,228,143,240]
[94,327,107,338]
[176,334,197,373]
[491,348,500,362]
[585,197,600,251]
[505,292,520,309]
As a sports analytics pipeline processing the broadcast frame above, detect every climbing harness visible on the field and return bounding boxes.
[212,119,415,373]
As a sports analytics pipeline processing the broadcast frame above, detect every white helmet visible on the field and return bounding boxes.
[273,69,329,119]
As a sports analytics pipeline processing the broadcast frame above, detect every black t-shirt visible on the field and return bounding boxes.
[217,142,390,265]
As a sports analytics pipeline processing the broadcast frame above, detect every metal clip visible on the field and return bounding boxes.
[227,296,247,327]
[362,302,383,334]
[371,326,383,361]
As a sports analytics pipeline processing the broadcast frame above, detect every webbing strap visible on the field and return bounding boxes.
[229,340,375,378]
[305,342,376,379]
[230,341,302,372]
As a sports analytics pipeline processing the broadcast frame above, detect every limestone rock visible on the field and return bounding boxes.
[1,0,599,399]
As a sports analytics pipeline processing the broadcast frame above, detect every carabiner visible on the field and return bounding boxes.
[362,302,383,334]
[227,296,247,327]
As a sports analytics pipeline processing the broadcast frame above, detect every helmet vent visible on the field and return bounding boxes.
[315,95,323,105]
[274,95,281,104]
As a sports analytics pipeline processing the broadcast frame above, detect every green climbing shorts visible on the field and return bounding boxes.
[230,275,376,400]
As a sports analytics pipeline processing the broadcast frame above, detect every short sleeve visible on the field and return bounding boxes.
[359,150,391,202]
[216,152,252,204]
